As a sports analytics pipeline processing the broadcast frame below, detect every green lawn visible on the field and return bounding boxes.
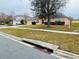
[21,23,79,32]
[0,28,79,55]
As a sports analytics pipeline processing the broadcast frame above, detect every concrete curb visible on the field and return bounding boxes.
[22,38,79,59]
[22,38,59,53]
[54,49,79,59]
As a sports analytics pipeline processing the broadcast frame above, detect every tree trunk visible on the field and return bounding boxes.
[42,19,44,24]
[47,15,50,27]
[47,0,50,27]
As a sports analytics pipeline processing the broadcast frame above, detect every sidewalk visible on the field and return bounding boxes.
[13,26,79,35]
[0,26,79,35]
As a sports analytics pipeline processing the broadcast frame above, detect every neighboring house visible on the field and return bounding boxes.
[56,12,73,25]
[60,18,71,29]
[0,12,42,26]
[53,17,72,25]
[51,17,73,29]
[36,12,72,25]
[13,15,33,25]
[13,16,25,25]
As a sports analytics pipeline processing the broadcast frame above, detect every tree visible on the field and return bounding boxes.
[32,0,47,24]
[0,12,14,25]
[6,16,13,26]
[31,0,67,27]
[20,19,27,25]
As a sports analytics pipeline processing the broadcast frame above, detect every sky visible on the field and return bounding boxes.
[0,0,79,19]
[63,0,79,19]
[0,0,32,16]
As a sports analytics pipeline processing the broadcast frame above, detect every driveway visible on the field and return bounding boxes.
[0,34,59,59]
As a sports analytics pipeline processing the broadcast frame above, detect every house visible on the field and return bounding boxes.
[13,15,25,25]
[12,15,33,25]
[52,12,73,26]
[0,12,33,25]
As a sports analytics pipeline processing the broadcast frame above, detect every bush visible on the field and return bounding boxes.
[44,21,65,25]
[44,22,55,25]
[55,21,65,25]
[5,21,13,26]
[50,22,55,25]
[44,22,48,25]
[32,22,36,25]
[0,22,5,25]
[20,20,25,25]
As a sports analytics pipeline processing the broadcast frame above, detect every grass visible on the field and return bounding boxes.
[20,23,79,32]
[71,23,79,31]
[0,28,79,55]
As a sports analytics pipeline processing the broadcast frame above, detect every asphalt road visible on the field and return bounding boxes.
[0,34,59,59]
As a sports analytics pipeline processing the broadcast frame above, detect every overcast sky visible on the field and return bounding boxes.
[0,0,79,19]
[63,0,79,19]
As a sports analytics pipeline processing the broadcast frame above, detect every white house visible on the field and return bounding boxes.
[12,15,26,25]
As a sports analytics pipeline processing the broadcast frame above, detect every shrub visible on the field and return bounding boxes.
[20,20,25,25]
[55,21,65,25]
[44,21,65,25]
[32,22,36,25]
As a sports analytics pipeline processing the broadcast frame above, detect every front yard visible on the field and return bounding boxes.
[0,28,79,55]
